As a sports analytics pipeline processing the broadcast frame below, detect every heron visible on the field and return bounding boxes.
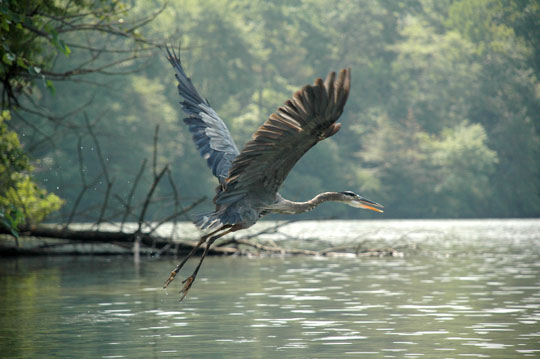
[163,47,383,300]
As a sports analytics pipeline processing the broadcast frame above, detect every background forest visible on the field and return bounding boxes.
[1,0,539,228]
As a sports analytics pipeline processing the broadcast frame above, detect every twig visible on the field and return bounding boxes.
[84,114,114,226]
[120,159,147,231]
[152,125,159,178]
[230,238,319,256]
[147,196,206,235]
[64,136,94,227]
[137,165,169,233]
[233,219,297,241]
[166,169,180,239]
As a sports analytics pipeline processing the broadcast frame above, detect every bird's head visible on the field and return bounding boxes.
[340,191,384,213]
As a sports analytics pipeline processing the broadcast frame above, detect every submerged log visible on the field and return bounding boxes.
[0,223,403,258]
[0,224,237,256]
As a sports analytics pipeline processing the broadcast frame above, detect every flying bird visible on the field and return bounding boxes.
[163,46,383,300]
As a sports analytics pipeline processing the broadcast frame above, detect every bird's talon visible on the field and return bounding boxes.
[163,271,177,289]
[179,276,195,301]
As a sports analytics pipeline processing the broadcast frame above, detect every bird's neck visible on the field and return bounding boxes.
[268,192,344,214]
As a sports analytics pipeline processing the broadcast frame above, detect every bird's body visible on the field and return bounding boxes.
[163,47,383,300]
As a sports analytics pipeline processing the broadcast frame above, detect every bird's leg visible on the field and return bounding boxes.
[179,228,233,301]
[163,226,229,289]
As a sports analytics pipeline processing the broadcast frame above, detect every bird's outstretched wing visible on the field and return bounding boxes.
[216,69,351,206]
[166,46,239,183]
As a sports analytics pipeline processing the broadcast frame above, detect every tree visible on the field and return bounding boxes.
[359,111,498,218]
[0,110,62,234]
[420,121,497,217]
[445,0,540,216]
[0,0,165,229]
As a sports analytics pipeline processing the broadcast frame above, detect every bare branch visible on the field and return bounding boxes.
[84,114,114,225]
[120,159,147,231]
[152,125,159,178]
[167,171,179,238]
[65,42,155,54]
[65,136,87,227]
[19,91,95,129]
[137,165,169,232]
[234,220,297,241]
[10,110,57,151]
[33,52,153,79]
[230,238,319,255]
[147,196,206,235]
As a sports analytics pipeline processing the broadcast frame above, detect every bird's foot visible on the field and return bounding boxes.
[163,270,178,289]
[179,275,196,302]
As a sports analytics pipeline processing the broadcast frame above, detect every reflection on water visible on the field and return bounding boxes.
[1,219,539,358]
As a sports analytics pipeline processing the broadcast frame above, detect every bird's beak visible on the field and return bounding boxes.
[353,197,384,213]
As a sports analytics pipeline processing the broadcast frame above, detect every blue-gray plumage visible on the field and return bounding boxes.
[163,46,383,301]
[166,47,239,184]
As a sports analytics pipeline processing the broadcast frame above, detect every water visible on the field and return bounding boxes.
[1,219,539,358]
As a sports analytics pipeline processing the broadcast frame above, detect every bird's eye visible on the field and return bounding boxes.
[341,191,356,197]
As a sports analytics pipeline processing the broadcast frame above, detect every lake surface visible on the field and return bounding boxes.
[1,219,539,358]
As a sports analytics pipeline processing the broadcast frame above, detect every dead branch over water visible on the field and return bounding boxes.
[1,120,401,258]
[0,219,403,258]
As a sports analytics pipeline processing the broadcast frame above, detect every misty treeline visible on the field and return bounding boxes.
[1,0,539,232]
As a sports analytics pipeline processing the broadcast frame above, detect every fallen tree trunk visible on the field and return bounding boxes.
[0,224,237,256]
[0,222,403,258]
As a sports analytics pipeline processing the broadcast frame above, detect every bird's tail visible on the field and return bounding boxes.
[193,211,223,230]
[193,205,244,230]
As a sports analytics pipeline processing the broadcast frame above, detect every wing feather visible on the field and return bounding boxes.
[215,68,351,208]
[166,46,239,183]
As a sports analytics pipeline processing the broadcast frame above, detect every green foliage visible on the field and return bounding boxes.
[391,20,482,131]
[0,0,133,104]
[360,112,498,217]
[5,0,540,220]
[420,122,498,216]
[0,111,63,231]
[1,0,158,227]
[1,0,63,101]
[360,111,432,217]
[0,110,29,185]
[0,174,64,223]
